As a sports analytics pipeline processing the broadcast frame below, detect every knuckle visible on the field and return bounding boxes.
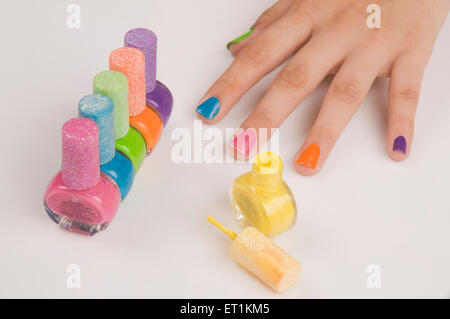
[401,22,436,53]
[391,115,415,131]
[251,111,277,129]
[390,86,420,104]
[290,0,320,23]
[278,2,315,32]
[215,75,242,92]
[331,80,361,105]
[289,5,307,24]
[301,0,323,13]
[237,41,266,67]
[257,6,280,26]
[275,63,309,90]
[403,21,426,42]
[312,124,338,143]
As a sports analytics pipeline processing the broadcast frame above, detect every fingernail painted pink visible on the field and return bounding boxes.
[231,129,257,155]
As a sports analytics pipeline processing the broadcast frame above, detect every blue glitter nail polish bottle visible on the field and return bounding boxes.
[78,94,115,165]
[79,93,135,200]
[100,151,135,200]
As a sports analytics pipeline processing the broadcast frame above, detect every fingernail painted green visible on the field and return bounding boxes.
[226,29,254,50]
[115,127,146,171]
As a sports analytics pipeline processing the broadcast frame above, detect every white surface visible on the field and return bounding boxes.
[0,0,449,298]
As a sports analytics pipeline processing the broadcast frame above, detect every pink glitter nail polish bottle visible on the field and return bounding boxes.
[43,118,121,236]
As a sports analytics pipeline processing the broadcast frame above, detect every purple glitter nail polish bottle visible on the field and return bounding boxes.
[124,28,173,126]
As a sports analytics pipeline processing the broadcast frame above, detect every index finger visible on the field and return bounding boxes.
[195,6,313,123]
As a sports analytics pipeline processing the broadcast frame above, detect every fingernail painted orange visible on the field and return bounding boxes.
[296,144,320,169]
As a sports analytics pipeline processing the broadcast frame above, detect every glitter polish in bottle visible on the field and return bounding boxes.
[78,93,135,200]
[124,28,173,126]
[93,70,129,140]
[109,47,146,116]
[43,118,121,236]
[78,93,115,165]
[230,152,297,237]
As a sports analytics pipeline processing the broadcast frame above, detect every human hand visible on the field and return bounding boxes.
[195,0,449,175]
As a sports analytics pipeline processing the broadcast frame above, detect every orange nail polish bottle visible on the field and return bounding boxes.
[129,104,163,155]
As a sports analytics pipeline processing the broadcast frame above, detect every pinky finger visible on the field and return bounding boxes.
[387,50,430,161]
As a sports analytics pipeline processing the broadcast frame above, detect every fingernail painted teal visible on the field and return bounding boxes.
[196,97,220,120]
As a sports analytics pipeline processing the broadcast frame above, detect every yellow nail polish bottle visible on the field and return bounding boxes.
[231,152,297,237]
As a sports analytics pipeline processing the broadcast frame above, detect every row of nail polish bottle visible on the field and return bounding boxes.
[44,28,173,236]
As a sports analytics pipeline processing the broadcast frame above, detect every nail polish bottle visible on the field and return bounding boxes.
[115,127,146,171]
[93,70,129,139]
[230,152,297,237]
[207,216,301,293]
[146,82,173,126]
[78,93,115,165]
[129,106,162,155]
[78,93,135,200]
[100,150,135,200]
[43,118,121,236]
[109,47,146,116]
[124,28,173,126]
[107,38,165,158]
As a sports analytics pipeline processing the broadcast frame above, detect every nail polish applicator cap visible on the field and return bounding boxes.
[109,47,146,116]
[124,28,157,93]
[251,151,283,185]
[93,70,129,139]
[207,216,301,293]
[78,94,115,165]
[61,118,100,190]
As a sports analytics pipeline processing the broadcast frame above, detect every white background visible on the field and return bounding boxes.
[0,0,449,298]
